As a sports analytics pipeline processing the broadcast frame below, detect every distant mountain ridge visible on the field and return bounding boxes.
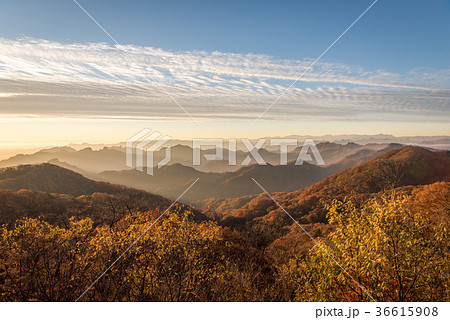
[0,142,410,203]
[97,161,330,202]
[95,143,404,201]
[0,141,402,174]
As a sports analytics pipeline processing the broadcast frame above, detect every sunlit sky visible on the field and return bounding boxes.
[0,0,449,148]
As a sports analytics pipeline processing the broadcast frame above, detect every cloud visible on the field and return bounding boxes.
[0,37,449,121]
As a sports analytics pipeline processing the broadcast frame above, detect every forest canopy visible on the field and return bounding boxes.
[1,182,448,301]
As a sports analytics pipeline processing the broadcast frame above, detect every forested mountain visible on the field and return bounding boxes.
[0,164,205,226]
[0,146,448,302]
[95,144,404,201]
[0,163,157,197]
[199,146,450,223]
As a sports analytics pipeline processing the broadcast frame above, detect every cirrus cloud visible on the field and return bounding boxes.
[0,37,449,121]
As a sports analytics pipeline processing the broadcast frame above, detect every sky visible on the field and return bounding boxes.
[0,0,449,148]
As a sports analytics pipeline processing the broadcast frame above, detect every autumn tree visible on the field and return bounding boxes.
[0,217,93,301]
[1,205,273,301]
[279,195,449,301]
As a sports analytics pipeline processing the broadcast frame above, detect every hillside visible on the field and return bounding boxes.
[0,163,206,226]
[0,163,143,196]
[97,161,331,201]
[201,146,450,224]
[196,147,450,265]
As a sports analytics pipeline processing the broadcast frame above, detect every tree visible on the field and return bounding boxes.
[0,217,93,301]
[1,205,273,301]
[281,195,449,301]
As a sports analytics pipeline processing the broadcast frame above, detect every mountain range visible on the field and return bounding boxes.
[0,141,411,174]
[0,141,408,200]
[0,143,448,284]
[1,145,448,222]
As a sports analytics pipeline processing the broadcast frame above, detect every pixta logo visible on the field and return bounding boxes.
[126,128,325,176]
[192,138,325,166]
[126,128,172,175]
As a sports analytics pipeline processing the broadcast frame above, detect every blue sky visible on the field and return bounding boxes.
[1,0,449,72]
[0,0,449,146]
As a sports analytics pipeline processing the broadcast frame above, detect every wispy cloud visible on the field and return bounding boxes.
[0,37,449,121]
